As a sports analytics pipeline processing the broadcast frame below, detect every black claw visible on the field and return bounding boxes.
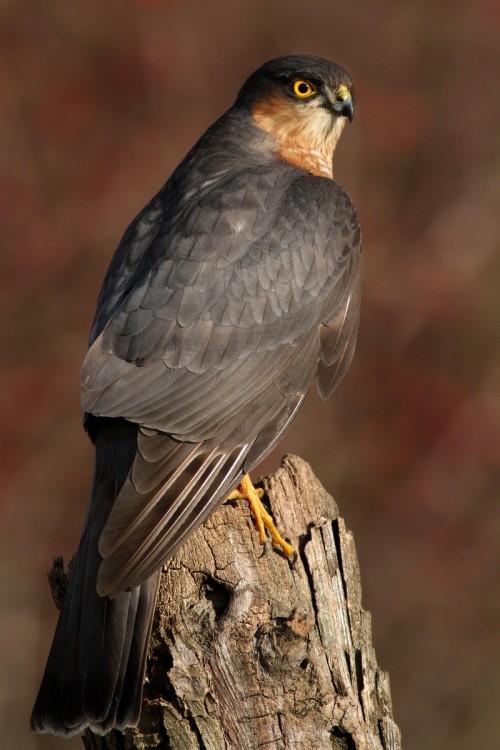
[289,550,298,568]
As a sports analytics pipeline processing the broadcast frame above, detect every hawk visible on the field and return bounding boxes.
[32,54,362,736]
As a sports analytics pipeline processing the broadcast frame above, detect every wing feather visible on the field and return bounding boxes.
[82,160,362,595]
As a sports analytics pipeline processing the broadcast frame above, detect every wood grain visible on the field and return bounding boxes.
[82,455,402,750]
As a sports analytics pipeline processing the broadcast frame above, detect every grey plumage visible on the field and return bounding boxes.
[31,419,160,735]
[32,55,362,736]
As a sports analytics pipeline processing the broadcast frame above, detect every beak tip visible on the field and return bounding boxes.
[333,97,354,122]
[343,99,354,122]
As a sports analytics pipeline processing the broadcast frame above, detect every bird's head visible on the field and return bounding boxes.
[236,55,354,178]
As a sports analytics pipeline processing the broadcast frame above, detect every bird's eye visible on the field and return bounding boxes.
[292,80,317,98]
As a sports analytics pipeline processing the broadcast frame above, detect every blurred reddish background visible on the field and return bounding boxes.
[1,1,499,749]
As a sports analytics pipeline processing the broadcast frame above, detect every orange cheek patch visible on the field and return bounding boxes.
[251,94,305,141]
[251,94,338,179]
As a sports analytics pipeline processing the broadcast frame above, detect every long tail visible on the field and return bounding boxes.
[31,418,160,736]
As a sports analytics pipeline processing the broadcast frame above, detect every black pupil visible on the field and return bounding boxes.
[298,82,309,94]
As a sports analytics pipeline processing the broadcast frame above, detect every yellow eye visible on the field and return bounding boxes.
[292,80,317,98]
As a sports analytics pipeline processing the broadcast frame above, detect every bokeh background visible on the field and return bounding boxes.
[1,1,499,748]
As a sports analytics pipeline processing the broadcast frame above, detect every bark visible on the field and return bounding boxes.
[81,455,402,750]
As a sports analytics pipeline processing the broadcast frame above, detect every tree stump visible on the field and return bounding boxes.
[80,455,402,750]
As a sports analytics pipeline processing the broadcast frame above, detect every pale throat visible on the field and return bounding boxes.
[252,97,346,179]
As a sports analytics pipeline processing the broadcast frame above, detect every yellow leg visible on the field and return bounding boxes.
[226,474,294,558]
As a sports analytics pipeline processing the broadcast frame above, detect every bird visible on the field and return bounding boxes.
[31,54,363,737]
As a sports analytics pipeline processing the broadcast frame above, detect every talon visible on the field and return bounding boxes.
[226,474,294,558]
[226,485,264,502]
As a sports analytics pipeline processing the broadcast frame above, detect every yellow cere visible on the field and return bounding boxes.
[336,84,351,102]
[292,80,317,98]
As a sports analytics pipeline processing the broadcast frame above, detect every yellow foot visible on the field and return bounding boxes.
[226,474,294,558]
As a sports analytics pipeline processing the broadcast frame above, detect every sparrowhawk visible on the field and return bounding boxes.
[32,54,362,736]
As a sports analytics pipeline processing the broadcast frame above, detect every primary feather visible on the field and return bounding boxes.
[32,54,362,736]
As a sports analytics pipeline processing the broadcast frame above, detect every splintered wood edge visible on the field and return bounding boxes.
[264,455,402,749]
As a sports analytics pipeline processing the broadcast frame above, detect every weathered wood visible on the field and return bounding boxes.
[81,455,402,750]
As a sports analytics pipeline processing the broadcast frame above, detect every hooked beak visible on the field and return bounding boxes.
[332,84,354,122]
[333,96,354,122]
